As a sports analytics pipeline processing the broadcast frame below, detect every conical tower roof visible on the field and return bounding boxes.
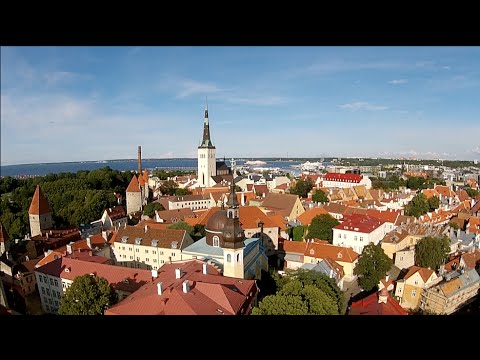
[126,175,141,193]
[0,222,10,244]
[28,185,52,215]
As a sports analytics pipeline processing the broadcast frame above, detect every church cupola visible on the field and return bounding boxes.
[222,177,245,249]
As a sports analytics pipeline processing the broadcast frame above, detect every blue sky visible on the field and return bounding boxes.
[1,46,480,165]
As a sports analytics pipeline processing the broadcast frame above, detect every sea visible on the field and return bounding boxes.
[0,159,303,178]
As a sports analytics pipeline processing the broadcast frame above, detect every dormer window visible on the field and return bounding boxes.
[121,236,128,244]
[310,249,315,255]
[213,236,220,247]
[135,238,142,245]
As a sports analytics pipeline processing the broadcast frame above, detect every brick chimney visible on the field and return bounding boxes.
[138,145,142,174]
[175,268,182,279]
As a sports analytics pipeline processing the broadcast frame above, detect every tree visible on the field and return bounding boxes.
[192,224,206,241]
[465,188,479,198]
[167,220,194,235]
[158,180,179,196]
[306,214,339,243]
[252,269,343,315]
[415,236,450,271]
[312,190,329,204]
[175,188,192,196]
[354,243,392,292]
[292,225,305,241]
[289,178,314,198]
[143,202,165,217]
[58,274,117,315]
[427,196,440,212]
[448,221,459,230]
[405,193,429,217]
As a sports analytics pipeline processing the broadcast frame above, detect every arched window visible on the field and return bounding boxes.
[227,254,231,262]
[213,236,220,247]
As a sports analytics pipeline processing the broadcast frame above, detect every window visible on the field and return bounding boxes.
[227,254,232,262]
[412,290,417,297]
[130,256,133,260]
[50,278,54,285]
[338,234,341,238]
[41,287,45,295]
[237,254,240,262]
[46,289,50,296]
[343,234,346,239]
[48,298,53,305]
[57,291,61,298]
[354,236,358,241]
[62,283,66,289]
[52,291,56,298]
[153,259,157,263]
[55,300,59,307]
[153,251,156,255]
[136,248,139,252]
[161,260,164,264]
[122,246,125,250]
[160,251,164,255]
[136,257,140,261]
[145,249,149,254]
[39,276,43,283]
[146,258,149,262]
[54,279,58,287]
[360,236,364,242]
[213,236,220,247]
[172,253,176,257]
[414,280,418,285]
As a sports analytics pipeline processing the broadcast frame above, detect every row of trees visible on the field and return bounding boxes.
[0,167,134,239]
[288,214,339,242]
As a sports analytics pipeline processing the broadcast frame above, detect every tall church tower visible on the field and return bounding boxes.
[197,102,216,187]
[28,185,53,237]
[222,179,245,279]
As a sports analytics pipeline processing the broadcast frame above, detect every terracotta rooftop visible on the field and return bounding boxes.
[349,289,408,315]
[105,206,127,221]
[456,190,470,203]
[422,189,440,199]
[194,206,278,229]
[30,228,82,251]
[304,240,359,263]
[265,212,288,231]
[297,207,331,226]
[334,214,385,233]
[283,240,307,254]
[155,208,196,223]
[260,193,301,218]
[462,249,480,269]
[126,175,141,193]
[403,265,435,283]
[105,259,257,315]
[366,209,401,224]
[323,203,347,215]
[28,185,52,215]
[114,225,188,249]
[35,257,153,293]
[324,172,363,183]
[435,185,456,198]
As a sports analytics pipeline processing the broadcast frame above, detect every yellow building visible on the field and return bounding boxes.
[112,225,194,271]
[394,266,439,310]
[421,268,480,314]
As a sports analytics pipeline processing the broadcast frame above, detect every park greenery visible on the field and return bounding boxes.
[152,169,195,180]
[167,221,206,241]
[58,274,117,315]
[143,202,165,217]
[354,243,392,292]
[289,178,314,198]
[306,214,340,242]
[157,180,193,196]
[252,269,345,315]
[404,193,440,217]
[312,189,329,204]
[415,236,451,271]
[0,167,134,239]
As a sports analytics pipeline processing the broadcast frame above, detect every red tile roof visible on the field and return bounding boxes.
[366,209,401,224]
[435,185,456,198]
[456,190,470,203]
[283,240,308,254]
[105,206,127,221]
[138,175,146,186]
[252,184,268,195]
[275,183,288,190]
[28,185,52,215]
[0,222,10,244]
[265,212,288,231]
[403,265,435,283]
[155,208,196,223]
[297,207,331,226]
[349,289,408,315]
[462,249,480,269]
[422,189,440,199]
[260,193,301,218]
[304,240,359,263]
[105,259,257,315]
[114,225,188,249]
[334,214,385,233]
[324,172,363,183]
[126,175,141,193]
[35,257,153,293]
[142,169,149,183]
[31,228,82,251]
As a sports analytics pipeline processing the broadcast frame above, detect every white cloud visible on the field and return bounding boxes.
[44,71,79,86]
[471,146,480,155]
[388,79,408,85]
[176,80,222,98]
[226,96,286,106]
[340,101,388,111]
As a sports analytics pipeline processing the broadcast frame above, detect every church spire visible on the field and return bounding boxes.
[199,98,214,149]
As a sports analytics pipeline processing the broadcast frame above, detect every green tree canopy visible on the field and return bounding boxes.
[158,180,179,196]
[465,187,479,198]
[405,193,430,217]
[427,196,440,212]
[306,214,339,243]
[252,269,344,315]
[143,202,165,217]
[415,236,450,271]
[167,220,194,235]
[175,188,192,196]
[354,243,392,292]
[312,190,329,204]
[58,274,117,315]
[447,221,459,230]
[289,178,314,198]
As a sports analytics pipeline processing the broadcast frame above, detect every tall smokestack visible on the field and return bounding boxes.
[137,145,142,174]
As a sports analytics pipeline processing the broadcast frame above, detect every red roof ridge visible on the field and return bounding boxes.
[29,185,53,215]
[126,175,141,193]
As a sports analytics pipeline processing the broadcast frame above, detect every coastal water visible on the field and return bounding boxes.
[1,159,303,178]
